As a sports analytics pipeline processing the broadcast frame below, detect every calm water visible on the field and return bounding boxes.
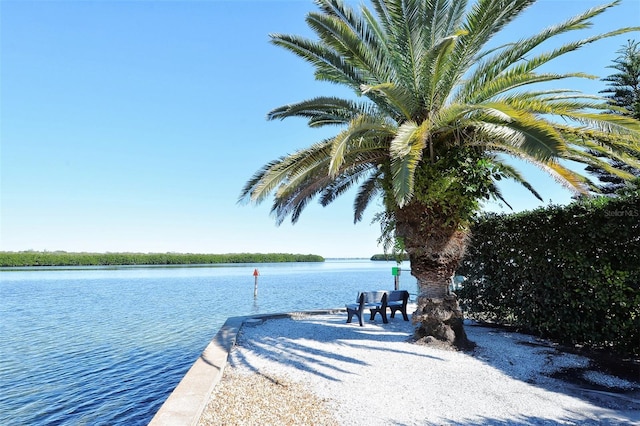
[0,260,416,425]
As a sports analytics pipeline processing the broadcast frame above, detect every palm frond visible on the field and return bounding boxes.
[360,82,417,119]
[564,147,637,182]
[306,13,376,81]
[239,157,286,205]
[353,169,384,223]
[466,71,597,104]
[274,153,382,224]
[241,140,333,206]
[272,172,331,224]
[424,29,469,110]
[312,0,394,84]
[328,115,393,176]
[489,156,543,201]
[564,129,640,170]
[470,102,567,160]
[319,164,371,206]
[270,33,363,88]
[540,160,595,194]
[380,0,435,97]
[267,97,374,127]
[488,142,595,194]
[485,181,513,209]
[390,120,430,205]
[562,111,640,135]
[441,0,536,97]
[319,163,373,207]
[459,0,630,102]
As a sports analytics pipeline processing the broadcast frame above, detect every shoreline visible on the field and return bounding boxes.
[151,308,640,425]
[148,309,345,425]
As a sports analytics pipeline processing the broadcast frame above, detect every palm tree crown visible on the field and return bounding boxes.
[241,0,640,232]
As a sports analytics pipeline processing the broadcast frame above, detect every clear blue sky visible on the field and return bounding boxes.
[1,0,638,258]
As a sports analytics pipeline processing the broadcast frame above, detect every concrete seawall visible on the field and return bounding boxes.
[149,309,343,426]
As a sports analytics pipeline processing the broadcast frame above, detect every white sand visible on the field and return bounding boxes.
[225,312,640,425]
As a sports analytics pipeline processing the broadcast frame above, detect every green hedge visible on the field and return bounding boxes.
[458,194,640,356]
[0,252,324,267]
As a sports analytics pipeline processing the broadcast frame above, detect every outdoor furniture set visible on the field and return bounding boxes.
[345,290,410,327]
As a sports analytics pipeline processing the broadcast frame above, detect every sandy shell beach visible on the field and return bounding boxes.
[198,312,640,425]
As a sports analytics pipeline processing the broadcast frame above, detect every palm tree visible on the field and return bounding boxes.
[587,39,640,193]
[240,0,640,349]
[601,39,640,120]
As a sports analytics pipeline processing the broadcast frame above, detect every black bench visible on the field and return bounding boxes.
[386,289,410,321]
[345,290,409,326]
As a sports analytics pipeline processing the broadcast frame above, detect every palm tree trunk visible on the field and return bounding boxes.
[396,202,475,350]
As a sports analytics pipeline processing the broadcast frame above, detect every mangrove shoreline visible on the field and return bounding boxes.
[0,251,324,267]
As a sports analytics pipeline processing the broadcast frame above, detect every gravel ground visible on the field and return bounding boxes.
[199,312,640,425]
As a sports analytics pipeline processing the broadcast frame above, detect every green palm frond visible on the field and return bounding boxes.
[569,131,640,168]
[503,92,609,114]
[541,160,596,194]
[483,142,589,194]
[485,181,513,209]
[320,163,375,207]
[360,82,417,120]
[425,29,469,109]
[466,71,597,104]
[565,111,640,135]
[239,157,285,204]
[486,141,594,194]
[430,0,468,42]
[328,115,393,176]
[489,157,543,201]
[243,0,640,227]
[459,1,633,102]
[382,0,429,94]
[270,33,363,88]
[564,147,637,182]
[497,120,566,161]
[441,0,536,96]
[239,140,332,205]
[353,169,384,223]
[468,102,567,160]
[275,158,375,224]
[307,1,393,85]
[390,120,430,205]
[267,97,374,127]
[271,161,339,224]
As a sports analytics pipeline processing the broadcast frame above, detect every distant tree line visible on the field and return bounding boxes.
[370,253,409,261]
[0,251,324,267]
